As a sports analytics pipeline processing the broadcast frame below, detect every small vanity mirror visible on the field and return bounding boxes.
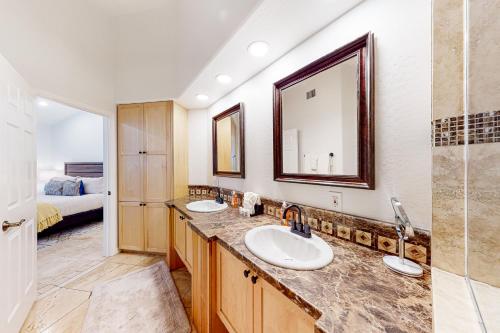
[212,103,245,178]
[273,33,374,189]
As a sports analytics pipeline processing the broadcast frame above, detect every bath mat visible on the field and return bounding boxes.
[82,261,190,333]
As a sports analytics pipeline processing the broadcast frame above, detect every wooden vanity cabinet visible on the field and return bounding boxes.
[216,244,254,333]
[172,209,193,272]
[216,245,315,333]
[117,101,188,254]
[192,231,227,333]
[118,202,144,252]
[253,277,315,333]
[119,202,168,253]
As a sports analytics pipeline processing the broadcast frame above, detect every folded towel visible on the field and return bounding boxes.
[243,192,261,215]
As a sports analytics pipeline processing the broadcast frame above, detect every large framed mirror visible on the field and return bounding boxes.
[273,32,374,189]
[212,103,245,178]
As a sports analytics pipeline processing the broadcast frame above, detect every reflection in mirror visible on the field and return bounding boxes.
[212,103,245,178]
[281,56,358,175]
[273,32,374,189]
[216,112,240,172]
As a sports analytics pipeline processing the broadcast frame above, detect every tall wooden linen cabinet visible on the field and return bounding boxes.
[117,101,188,254]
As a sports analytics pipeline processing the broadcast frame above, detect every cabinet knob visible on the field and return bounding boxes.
[251,275,258,284]
[180,215,185,220]
[243,269,250,278]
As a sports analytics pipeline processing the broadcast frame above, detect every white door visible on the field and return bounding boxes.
[282,128,299,173]
[0,54,37,333]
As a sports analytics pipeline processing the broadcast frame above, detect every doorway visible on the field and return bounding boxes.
[34,97,110,295]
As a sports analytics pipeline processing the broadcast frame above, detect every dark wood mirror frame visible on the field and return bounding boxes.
[212,103,245,178]
[273,32,374,189]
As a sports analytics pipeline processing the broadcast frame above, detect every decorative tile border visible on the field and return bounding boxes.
[432,110,500,146]
[188,185,431,265]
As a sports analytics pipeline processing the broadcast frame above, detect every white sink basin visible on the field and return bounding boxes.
[244,225,333,270]
[186,200,228,213]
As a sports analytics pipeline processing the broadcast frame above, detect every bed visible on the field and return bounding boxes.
[37,162,104,235]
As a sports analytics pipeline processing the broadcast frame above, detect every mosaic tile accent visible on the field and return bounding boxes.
[405,243,427,264]
[337,225,351,240]
[432,110,500,146]
[355,230,372,247]
[377,236,397,254]
[188,185,431,264]
[321,221,333,235]
[308,217,319,230]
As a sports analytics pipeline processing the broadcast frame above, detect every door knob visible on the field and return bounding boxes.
[2,219,26,232]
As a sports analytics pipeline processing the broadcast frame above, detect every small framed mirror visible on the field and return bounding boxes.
[212,103,245,178]
[273,32,374,189]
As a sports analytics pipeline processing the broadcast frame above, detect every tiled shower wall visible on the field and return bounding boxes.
[467,0,500,288]
[432,0,500,288]
[431,0,466,275]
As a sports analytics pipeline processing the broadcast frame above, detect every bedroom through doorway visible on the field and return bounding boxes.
[35,97,107,297]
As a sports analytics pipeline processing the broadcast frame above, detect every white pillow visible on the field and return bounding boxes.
[52,175,78,182]
[79,177,104,194]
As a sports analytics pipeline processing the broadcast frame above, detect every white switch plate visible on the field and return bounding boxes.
[330,191,342,211]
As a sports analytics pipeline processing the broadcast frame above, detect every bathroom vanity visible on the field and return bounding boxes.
[166,197,432,333]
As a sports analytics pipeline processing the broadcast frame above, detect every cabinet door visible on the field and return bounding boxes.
[216,245,253,333]
[119,202,144,251]
[185,224,193,270]
[143,154,169,202]
[118,103,144,155]
[144,203,168,253]
[143,101,171,155]
[253,277,315,333]
[174,210,186,260]
[119,155,143,202]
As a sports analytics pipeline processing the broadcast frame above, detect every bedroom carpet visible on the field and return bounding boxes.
[21,253,192,333]
[82,261,190,333]
[37,221,105,294]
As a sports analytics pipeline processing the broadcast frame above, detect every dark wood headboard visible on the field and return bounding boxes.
[64,162,103,178]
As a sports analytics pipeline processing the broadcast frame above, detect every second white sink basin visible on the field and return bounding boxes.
[186,200,228,213]
[244,225,333,270]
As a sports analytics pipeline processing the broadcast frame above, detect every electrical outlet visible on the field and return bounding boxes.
[330,191,342,211]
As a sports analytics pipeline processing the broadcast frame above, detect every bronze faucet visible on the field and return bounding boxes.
[282,205,311,238]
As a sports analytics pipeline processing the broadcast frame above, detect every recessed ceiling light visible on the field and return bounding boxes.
[196,94,209,101]
[247,41,269,57]
[216,74,232,84]
[38,100,48,107]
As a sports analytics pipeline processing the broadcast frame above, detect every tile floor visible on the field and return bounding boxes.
[23,223,192,332]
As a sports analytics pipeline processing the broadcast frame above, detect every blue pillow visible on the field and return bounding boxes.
[44,180,64,195]
[62,181,81,196]
[79,180,85,195]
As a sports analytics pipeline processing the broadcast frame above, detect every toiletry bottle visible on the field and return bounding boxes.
[281,201,288,226]
[231,191,238,208]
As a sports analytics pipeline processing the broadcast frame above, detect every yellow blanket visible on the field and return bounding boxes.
[37,203,63,232]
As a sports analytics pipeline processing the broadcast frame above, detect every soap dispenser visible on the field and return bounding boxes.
[280,201,288,226]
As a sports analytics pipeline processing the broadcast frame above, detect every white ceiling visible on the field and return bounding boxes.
[88,0,174,17]
[178,0,364,109]
[111,0,263,103]
[35,98,83,126]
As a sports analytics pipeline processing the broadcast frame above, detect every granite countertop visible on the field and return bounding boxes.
[167,197,432,333]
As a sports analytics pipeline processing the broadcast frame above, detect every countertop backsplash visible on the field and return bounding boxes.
[188,185,431,265]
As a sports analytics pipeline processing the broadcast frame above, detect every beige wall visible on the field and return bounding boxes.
[467,0,500,288]
[431,0,465,275]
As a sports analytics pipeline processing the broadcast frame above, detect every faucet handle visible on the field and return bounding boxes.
[303,223,311,237]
